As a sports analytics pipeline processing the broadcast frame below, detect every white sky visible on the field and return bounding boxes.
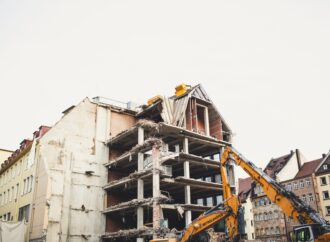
[1,1,329,178]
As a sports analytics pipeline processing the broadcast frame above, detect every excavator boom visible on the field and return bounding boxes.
[179,202,231,242]
[221,146,327,226]
[221,146,330,242]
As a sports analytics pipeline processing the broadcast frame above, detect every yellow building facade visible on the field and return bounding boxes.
[0,140,36,223]
[315,151,330,221]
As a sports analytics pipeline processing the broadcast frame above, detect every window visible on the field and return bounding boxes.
[323,191,330,200]
[306,178,311,187]
[293,182,298,190]
[268,212,273,220]
[264,212,268,220]
[323,164,328,170]
[300,180,304,189]
[8,189,10,202]
[275,226,280,234]
[29,176,33,192]
[15,184,19,200]
[308,193,314,202]
[22,179,26,195]
[287,183,292,191]
[302,194,307,202]
[26,177,30,193]
[297,227,311,241]
[326,206,330,215]
[196,105,209,135]
[10,187,14,202]
[320,177,327,185]
[4,192,6,204]
[18,205,30,222]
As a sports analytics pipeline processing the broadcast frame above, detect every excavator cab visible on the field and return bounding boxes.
[292,224,330,242]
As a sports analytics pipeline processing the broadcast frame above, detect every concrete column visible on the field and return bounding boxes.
[204,107,210,136]
[175,144,180,153]
[183,138,192,226]
[152,145,161,238]
[137,127,144,242]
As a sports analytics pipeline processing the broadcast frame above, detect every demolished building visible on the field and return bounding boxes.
[102,84,235,241]
[0,84,235,242]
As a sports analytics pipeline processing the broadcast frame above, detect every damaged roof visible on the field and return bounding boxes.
[137,84,232,132]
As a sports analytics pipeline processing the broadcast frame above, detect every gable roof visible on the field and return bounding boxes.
[238,177,253,202]
[294,158,322,179]
[264,151,295,178]
[315,150,330,175]
[238,177,253,194]
[137,84,232,134]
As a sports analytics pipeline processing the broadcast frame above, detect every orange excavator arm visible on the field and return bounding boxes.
[221,146,328,226]
[179,196,239,242]
[220,149,240,241]
[178,149,241,242]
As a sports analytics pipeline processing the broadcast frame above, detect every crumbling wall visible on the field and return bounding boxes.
[30,98,108,242]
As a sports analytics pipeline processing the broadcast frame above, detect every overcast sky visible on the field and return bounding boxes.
[1,1,329,178]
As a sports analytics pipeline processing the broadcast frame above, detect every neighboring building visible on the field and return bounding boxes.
[0,126,50,226]
[0,148,12,165]
[102,84,235,241]
[251,149,304,242]
[315,151,330,221]
[238,177,255,240]
[281,158,322,236]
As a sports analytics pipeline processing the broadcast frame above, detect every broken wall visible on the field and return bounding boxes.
[30,98,109,242]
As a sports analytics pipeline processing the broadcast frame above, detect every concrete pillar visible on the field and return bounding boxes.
[183,138,192,226]
[137,127,144,242]
[204,107,210,136]
[152,145,161,238]
[175,144,180,153]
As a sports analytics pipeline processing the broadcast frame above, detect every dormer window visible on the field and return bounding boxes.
[323,164,328,170]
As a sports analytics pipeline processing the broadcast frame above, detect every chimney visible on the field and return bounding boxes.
[296,149,302,169]
[322,154,327,158]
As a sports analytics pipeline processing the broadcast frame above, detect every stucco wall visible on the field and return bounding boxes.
[30,98,109,242]
[277,155,299,182]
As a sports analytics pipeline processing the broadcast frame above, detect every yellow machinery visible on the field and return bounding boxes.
[152,146,330,242]
[175,84,190,97]
[221,146,330,242]
[151,148,242,242]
